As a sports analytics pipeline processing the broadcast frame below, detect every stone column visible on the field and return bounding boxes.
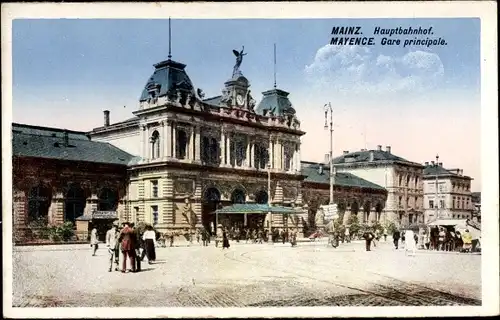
[13,189,28,242]
[166,121,172,158]
[250,142,255,169]
[269,137,274,169]
[226,132,232,167]
[246,137,251,168]
[195,126,201,163]
[49,192,65,225]
[140,125,146,160]
[161,121,166,160]
[220,129,226,166]
[172,122,177,159]
[188,127,194,161]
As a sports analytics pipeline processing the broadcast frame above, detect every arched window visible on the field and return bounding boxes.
[98,188,118,211]
[150,130,160,159]
[28,184,52,223]
[231,189,246,204]
[176,129,188,159]
[65,184,86,224]
[255,190,268,204]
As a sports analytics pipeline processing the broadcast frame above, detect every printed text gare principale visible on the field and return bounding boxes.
[329,26,448,48]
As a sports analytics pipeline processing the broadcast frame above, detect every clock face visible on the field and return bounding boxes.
[236,94,244,106]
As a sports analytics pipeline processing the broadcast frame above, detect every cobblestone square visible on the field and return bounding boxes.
[11,240,481,307]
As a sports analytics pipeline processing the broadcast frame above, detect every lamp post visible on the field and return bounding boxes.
[324,103,334,205]
[435,154,440,220]
[267,163,273,243]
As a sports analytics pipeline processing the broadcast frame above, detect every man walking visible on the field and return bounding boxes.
[90,227,99,256]
[118,222,136,273]
[362,229,374,251]
[393,228,401,250]
[106,223,120,272]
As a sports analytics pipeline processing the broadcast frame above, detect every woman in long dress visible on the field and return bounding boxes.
[222,229,230,249]
[90,227,99,256]
[405,230,416,256]
[142,225,157,264]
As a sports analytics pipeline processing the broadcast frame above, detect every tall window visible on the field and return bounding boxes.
[414,177,419,189]
[65,184,86,224]
[254,143,268,169]
[406,175,411,187]
[98,188,118,211]
[150,130,160,159]
[398,175,403,186]
[439,199,445,209]
[429,200,434,209]
[151,205,159,225]
[201,136,219,165]
[283,144,293,171]
[414,196,419,209]
[453,196,456,209]
[231,189,246,204]
[398,196,402,208]
[28,184,52,223]
[176,129,188,159]
[409,214,414,224]
[231,135,247,167]
[151,180,159,198]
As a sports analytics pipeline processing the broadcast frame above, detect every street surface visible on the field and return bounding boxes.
[12,239,481,307]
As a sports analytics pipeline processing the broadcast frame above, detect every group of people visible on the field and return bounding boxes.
[89,222,159,273]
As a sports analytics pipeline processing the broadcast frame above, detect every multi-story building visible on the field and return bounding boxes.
[12,49,389,242]
[471,192,481,222]
[422,160,474,223]
[333,146,424,227]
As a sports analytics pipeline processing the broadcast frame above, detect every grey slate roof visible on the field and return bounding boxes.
[139,59,195,102]
[423,164,455,176]
[301,161,386,191]
[13,123,135,166]
[255,89,296,116]
[203,95,223,107]
[333,149,420,166]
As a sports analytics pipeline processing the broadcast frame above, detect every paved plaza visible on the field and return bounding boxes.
[11,240,481,307]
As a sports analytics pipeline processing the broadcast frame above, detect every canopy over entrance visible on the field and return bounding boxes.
[215,203,296,215]
[427,219,481,239]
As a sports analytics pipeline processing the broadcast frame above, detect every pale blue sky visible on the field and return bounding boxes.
[12,18,482,190]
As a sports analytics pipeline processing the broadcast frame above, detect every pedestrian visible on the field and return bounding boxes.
[362,229,374,251]
[392,229,401,249]
[118,222,136,273]
[245,229,250,243]
[105,223,120,272]
[438,228,446,251]
[345,227,351,243]
[90,227,99,256]
[290,229,297,247]
[222,228,230,249]
[461,229,473,253]
[281,229,286,244]
[405,229,417,256]
[401,231,406,249]
[196,229,201,244]
[142,225,157,264]
[424,231,430,250]
[129,223,143,272]
[383,228,388,242]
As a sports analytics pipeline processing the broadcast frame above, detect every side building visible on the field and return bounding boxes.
[333,146,424,227]
[422,160,474,223]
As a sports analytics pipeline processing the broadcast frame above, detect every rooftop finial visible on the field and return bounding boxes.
[168,17,172,59]
[273,43,277,88]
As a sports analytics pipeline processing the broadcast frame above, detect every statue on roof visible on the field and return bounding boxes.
[232,46,247,78]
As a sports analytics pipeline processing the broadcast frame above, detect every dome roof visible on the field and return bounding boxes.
[255,88,296,116]
[139,59,195,102]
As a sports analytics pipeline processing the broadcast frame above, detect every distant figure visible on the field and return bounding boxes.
[290,229,297,247]
[392,229,401,250]
[118,222,136,273]
[105,223,120,272]
[222,229,230,249]
[362,229,375,251]
[142,225,157,264]
[383,228,388,242]
[438,228,446,251]
[345,227,351,243]
[401,231,406,249]
[461,229,473,253]
[405,229,417,256]
[90,227,99,256]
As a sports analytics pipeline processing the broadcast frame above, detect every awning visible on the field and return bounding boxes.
[428,219,481,239]
[215,203,297,215]
[427,219,467,227]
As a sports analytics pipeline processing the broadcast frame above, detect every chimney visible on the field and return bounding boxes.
[431,161,435,165]
[318,163,324,175]
[377,145,382,151]
[424,162,429,166]
[386,146,391,153]
[324,153,330,165]
[104,110,110,127]
[63,130,69,147]
[369,151,374,162]
[343,150,349,155]
[361,148,367,152]
[438,162,443,166]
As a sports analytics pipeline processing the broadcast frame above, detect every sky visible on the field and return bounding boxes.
[12,18,481,190]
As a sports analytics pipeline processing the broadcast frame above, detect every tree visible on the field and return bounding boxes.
[347,214,361,236]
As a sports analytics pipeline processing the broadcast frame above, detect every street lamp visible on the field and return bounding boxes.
[324,103,334,205]
[435,154,440,220]
[267,163,273,243]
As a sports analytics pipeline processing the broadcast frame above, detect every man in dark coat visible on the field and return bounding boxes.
[118,222,136,273]
[393,229,401,250]
[362,229,374,251]
[131,223,143,272]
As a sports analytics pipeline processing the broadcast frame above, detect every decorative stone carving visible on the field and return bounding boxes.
[174,180,194,196]
[181,198,197,229]
[282,186,297,200]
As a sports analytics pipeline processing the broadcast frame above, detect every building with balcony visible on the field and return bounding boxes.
[12,49,390,242]
[332,146,424,227]
[422,161,474,223]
